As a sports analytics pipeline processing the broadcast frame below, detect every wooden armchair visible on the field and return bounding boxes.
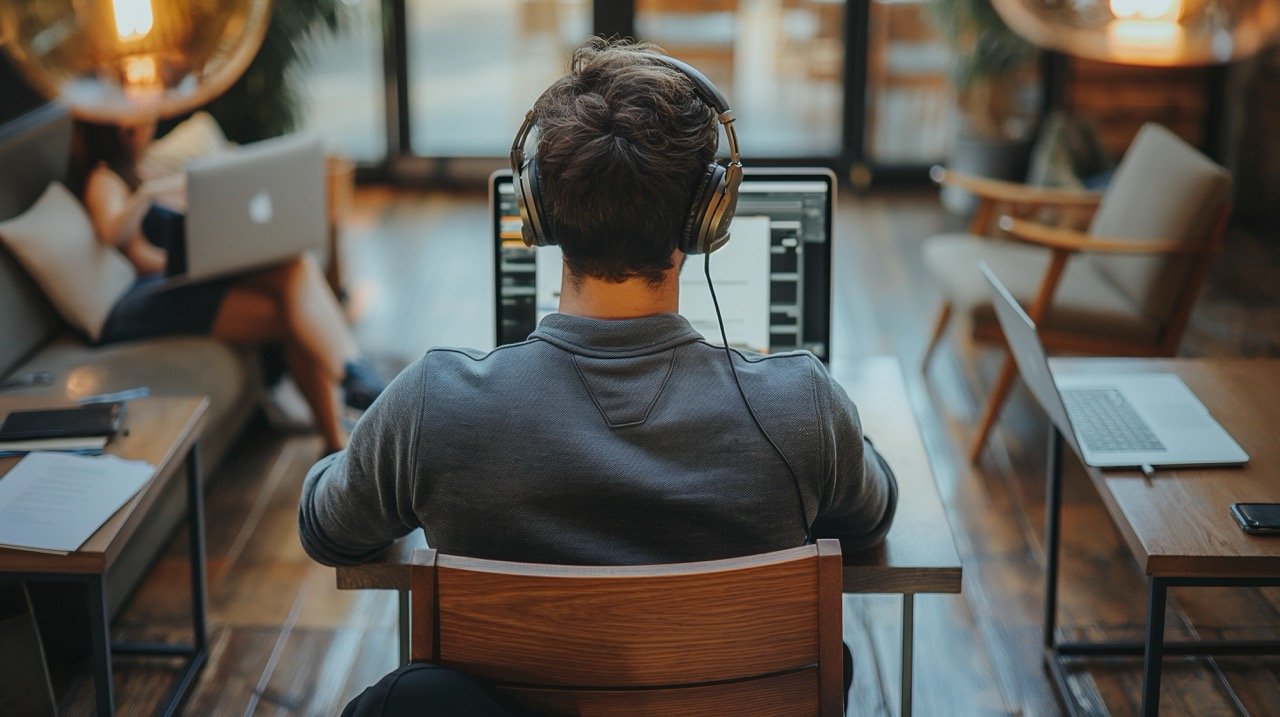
[920,123,1232,463]
[409,540,845,716]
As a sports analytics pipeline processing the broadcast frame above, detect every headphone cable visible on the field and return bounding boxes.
[703,253,813,545]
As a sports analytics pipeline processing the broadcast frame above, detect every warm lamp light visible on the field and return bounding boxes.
[0,0,271,123]
[989,0,1280,66]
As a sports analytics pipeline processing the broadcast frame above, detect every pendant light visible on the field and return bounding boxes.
[0,0,271,123]
[989,0,1280,66]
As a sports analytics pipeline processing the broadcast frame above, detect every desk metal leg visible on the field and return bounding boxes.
[398,589,410,664]
[901,593,914,717]
[187,447,208,655]
[1043,427,1064,649]
[1140,579,1168,716]
[87,575,115,716]
[110,446,209,715]
[157,446,210,712]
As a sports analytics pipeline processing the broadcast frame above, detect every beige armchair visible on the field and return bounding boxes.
[921,123,1232,463]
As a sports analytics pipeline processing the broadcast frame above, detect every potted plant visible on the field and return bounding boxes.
[929,0,1040,211]
[203,0,350,143]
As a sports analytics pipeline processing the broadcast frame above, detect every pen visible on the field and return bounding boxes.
[1140,463,1155,485]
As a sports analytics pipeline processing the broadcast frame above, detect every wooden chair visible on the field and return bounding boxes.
[409,540,844,716]
[920,123,1232,463]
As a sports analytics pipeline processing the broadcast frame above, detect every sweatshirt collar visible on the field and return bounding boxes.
[531,313,705,358]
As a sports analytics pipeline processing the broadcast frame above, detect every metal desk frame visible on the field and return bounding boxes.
[1040,427,1280,716]
[7,447,209,717]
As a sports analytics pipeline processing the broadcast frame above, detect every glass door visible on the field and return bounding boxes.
[861,0,953,165]
[293,0,387,163]
[634,0,845,158]
[405,0,591,157]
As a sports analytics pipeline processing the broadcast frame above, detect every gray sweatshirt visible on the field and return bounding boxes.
[299,313,897,567]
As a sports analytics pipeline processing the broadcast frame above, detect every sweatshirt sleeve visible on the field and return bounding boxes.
[808,358,898,551]
[298,359,427,566]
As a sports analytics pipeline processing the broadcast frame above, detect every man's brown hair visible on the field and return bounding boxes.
[531,38,719,285]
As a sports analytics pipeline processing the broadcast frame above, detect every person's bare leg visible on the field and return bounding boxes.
[282,343,346,451]
[237,255,357,380]
[210,287,346,451]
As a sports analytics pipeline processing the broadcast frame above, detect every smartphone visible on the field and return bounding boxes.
[1231,503,1280,535]
[0,402,125,441]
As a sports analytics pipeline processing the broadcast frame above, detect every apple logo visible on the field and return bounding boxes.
[249,190,274,224]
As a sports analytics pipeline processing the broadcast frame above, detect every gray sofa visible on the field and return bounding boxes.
[0,105,258,613]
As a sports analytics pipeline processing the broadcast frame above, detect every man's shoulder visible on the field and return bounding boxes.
[709,344,825,377]
[683,342,827,393]
[420,339,544,364]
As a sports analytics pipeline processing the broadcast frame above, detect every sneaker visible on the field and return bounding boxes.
[342,360,386,411]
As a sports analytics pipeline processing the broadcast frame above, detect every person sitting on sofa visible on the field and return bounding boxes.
[69,119,383,452]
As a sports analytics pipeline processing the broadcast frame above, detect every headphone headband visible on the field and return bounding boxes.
[511,52,742,255]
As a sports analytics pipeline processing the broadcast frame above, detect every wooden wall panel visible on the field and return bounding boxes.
[1065,58,1211,159]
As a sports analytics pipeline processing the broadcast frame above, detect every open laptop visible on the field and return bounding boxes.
[491,168,834,360]
[983,264,1247,468]
[178,133,326,284]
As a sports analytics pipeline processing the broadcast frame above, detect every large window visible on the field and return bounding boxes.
[285,0,1043,184]
[862,0,953,164]
[635,0,844,157]
[293,0,387,162]
[407,0,590,157]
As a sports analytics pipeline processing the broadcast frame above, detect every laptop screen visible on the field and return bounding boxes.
[492,169,833,360]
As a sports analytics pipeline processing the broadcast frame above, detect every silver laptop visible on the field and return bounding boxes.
[982,264,1247,469]
[491,168,835,360]
[180,133,325,283]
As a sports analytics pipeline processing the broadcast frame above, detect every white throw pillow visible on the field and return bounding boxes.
[0,183,136,342]
[138,112,230,212]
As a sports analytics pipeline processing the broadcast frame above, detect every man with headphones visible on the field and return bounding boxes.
[304,37,897,714]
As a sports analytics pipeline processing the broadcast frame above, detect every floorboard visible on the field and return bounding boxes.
[58,185,1280,715]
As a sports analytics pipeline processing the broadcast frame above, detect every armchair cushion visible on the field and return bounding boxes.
[1086,123,1231,322]
[924,233,1158,343]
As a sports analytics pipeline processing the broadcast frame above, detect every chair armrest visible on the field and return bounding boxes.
[930,166,1104,208]
[997,217,1206,255]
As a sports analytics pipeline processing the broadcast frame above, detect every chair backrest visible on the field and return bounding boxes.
[1086,122,1231,328]
[411,540,845,716]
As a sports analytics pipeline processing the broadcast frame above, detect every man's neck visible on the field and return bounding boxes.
[557,263,680,320]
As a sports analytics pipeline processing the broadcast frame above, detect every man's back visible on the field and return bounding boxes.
[299,313,896,566]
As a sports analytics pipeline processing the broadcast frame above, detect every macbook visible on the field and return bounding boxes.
[983,264,1247,468]
[179,133,326,284]
[491,168,835,360]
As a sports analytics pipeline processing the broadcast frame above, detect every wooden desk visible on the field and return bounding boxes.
[0,396,210,717]
[1040,358,1280,717]
[334,356,961,716]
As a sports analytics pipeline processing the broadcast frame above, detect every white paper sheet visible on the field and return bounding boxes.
[679,215,772,352]
[0,453,155,554]
[532,215,773,352]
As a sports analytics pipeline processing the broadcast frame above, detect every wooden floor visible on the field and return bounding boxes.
[68,186,1280,715]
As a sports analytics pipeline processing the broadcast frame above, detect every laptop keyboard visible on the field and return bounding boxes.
[1061,388,1166,453]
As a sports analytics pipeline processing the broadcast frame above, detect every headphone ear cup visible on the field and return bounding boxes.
[518,157,552,247]
[702,164,741,255]
[682,163,724,255]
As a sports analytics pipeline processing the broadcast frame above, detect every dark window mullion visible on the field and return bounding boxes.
[593,0,635,40]
[381,0,410,159]
[843,0,870,187]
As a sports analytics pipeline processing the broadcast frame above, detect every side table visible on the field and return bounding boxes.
[0,396,210,716]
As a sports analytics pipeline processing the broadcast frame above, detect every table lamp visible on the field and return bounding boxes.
[0,0,271,123]
[989,0,1280,66]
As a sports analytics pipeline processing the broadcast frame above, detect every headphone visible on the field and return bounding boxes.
[509,54,743,257]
